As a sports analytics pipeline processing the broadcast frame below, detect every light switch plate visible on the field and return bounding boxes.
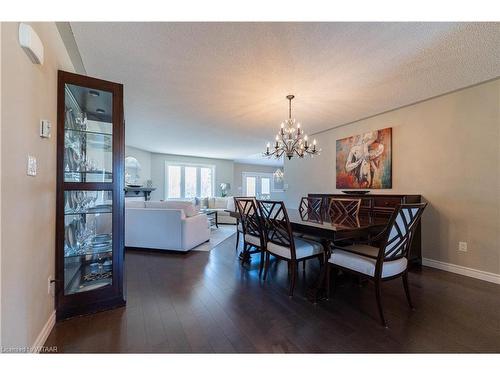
[40,120,51,138]
[458,241,468,252]
[27,155,37,176]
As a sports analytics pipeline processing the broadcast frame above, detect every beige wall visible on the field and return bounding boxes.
[284,79,500,275]
[1,22,74,347]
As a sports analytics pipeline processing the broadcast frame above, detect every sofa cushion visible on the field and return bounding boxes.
[207,198,215,209]
[144,200,198,217]
[213,197,228,209]
[226,196,235,211]
[125,200,145,208]
[144,201,168,209]
[195,197,209,209]
[165,201,198,217]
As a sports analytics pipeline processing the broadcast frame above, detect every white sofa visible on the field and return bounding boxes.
[202,197,236,224]
[125,200,210,252]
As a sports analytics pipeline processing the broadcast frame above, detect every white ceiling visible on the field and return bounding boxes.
[71,22,500,165]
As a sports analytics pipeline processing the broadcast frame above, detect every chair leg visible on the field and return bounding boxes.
[263,252,270,280]
[302,260,306,272]
[240,243,251,264]
[402,271,414,310]
[374,279,387,328]
[325,263,331,299]
[289,261,297,297]
[318,254,324,267]
[235,229,240,251]
[258,250,264,277]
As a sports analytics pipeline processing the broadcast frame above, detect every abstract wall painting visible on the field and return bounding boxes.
[336,127,392,189]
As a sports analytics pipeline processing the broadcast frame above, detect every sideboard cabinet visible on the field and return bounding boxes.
[308,193,422,265]
[56,71,125,320]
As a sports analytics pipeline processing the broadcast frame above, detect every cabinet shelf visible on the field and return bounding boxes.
[64,260,112,295]
[64,127,112,136]
[65,170,112,175]
[65,209,113,216]
[64,246,112,259]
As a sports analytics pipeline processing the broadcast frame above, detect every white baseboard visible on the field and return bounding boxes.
[422,258,500,285]
[32,310,56,353]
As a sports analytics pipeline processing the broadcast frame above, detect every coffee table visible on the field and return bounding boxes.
[200,209,218,228]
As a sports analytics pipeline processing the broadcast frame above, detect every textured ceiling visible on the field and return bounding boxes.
[71,22,500,165]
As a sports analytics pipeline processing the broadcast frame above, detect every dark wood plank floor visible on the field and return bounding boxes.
[44,232,500,353]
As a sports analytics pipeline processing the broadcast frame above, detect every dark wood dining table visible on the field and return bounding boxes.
[228,208,391,301]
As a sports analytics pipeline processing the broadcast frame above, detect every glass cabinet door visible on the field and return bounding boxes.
[64,84,113,183]
[57,70,124,320]
[63,83,115,295]
[64,190,113,294]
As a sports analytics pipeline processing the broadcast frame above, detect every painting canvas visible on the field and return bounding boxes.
[336,127,392,189]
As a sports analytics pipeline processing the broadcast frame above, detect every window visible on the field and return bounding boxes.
[200,167,213,197]
[245,176,256,197]
[167,166,181,199]
[242,172,273,199]
[184,167,197,198]
[165,163,215,199]
[261,177,271,195]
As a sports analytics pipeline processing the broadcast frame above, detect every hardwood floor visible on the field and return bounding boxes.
[44,233,500,353]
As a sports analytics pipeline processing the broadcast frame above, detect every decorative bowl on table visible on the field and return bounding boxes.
[341,190,370,195]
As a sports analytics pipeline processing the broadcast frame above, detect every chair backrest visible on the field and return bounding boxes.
[327,198,361,220]
[298,197,324,223]
[379,203,427,263]
[234,197,264,243]
[256,200,296,258]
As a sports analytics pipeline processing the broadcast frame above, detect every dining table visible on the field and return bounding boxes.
[228,207,391,302]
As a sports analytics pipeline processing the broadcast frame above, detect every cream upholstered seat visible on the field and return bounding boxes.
[267,237,324,260]
[330,247,407,278]
[244,234,261,247]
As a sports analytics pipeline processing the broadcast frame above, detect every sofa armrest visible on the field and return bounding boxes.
[181,214,210,250]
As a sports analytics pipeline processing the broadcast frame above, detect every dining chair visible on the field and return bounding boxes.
[326,203,427,327]
[257,200,326,296]
[234,196,255,252]
[234,197,244,252]
[234,197,266,274]
[298,196,324,223]
[327,197,362,220]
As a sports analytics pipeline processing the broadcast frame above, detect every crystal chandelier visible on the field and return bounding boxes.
[264,95,320,160]
[273,168,284,181]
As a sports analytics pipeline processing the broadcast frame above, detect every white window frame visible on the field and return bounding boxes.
[165,162,216,199]
[242,172,274,198]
